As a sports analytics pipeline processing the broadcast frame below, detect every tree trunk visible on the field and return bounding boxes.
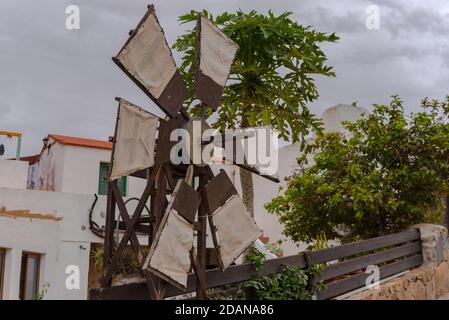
[239,116,254,218]
[239,167,254,217]
[239,116,257,260]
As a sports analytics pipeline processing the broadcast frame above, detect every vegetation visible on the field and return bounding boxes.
[265,242,283,257]
[306,232,329,251]
[36,282,50,300]
[243,247,266,270]
[210,248,323,300]
[266,96,449,242]
[174,9,338,216]
[236,265,322,300]
[92,244,147,276]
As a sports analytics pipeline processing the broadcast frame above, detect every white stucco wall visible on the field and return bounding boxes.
[0,160,28,190]
[59,145,110,195]
[252,143,308,255]
[0,215,59,300]
[0,188,149,300]
[127,176,148,198]
[0,189,101,299]
[321,104,368,134]
[51,143,66,193]
[46,143,148,199]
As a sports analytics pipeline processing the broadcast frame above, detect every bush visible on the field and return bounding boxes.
[266,96,449,242]
[237,265,321,300]
[210,248,323,300]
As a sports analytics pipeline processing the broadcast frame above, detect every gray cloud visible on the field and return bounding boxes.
[0,0,449,158]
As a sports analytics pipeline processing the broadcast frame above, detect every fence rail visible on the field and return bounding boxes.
[312,228,422,299]
[90,228,423,300]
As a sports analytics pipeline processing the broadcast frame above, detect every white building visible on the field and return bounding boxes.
[0,104,368,300]
[0,134,150,300]
[27,134,147,197]
[0,185,105,300]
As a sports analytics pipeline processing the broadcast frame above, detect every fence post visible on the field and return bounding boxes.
[304,251,317,299]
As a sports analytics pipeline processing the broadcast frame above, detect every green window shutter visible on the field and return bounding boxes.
[98,162,127,197]
[98,162,108,195]
[119,176,127,197]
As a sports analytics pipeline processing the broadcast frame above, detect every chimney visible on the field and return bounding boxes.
[42,136,49,148]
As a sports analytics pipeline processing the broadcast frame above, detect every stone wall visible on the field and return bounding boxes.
[348,224,449,300]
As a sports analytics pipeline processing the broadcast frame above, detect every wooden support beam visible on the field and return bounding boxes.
[111,183,141,260]
[115,221,151,234]
[148,164,169,300]
[190,250,207,298]
[195,172,210,299]
[102,166,160,287]
[102,181,116,288]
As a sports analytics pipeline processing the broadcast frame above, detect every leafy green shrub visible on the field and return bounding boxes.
[243,247,266,270]
[266,96,449,242]
[213,248,323,300]
[237,265,321,300]
[36,282,50,300]
[91,244,148,276]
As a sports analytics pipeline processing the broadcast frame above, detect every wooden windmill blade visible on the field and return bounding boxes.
[194,14,239,110]
[109,98,160,181]
[154,115,187,165]
[143,179,200,289]
[193,17,279,182]
[204,170,262,271]
[113,5,186,118]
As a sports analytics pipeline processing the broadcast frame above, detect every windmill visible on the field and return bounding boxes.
[101,4,278,300]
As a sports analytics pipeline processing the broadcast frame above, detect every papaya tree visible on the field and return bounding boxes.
[174,10,338,216]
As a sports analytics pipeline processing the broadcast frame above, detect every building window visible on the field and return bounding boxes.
[98,162,127,197]
[19,252,40,300]
[0,248,5,300]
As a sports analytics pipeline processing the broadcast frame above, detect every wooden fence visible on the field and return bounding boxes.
[312,228,422,299]
[90,228,423,300]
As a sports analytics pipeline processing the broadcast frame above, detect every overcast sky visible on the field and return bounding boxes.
[1,0,449,157]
